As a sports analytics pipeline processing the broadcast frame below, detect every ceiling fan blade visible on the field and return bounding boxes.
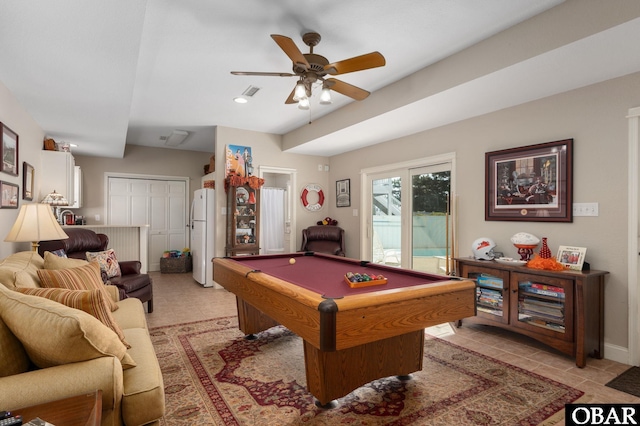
[324,52,386,75]
[326,78,370,101]
[285,86,297,104]
[231,71,296,77]
[271,34,310,69]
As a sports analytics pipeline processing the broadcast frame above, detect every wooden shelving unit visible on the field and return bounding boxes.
[455,257,608,367]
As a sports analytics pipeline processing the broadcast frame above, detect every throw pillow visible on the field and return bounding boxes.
[0,251,44,290]
[17,287,130,348]
[0,285,135,369]
[50,249,67,258]
[37,262,118,312]
[44,250,88,269]
[0,312,30,377]
[86,249,121,279]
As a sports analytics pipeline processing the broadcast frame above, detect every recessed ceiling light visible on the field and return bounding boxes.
[234,97,248,104]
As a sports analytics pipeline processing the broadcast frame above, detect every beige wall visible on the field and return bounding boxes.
[73,144,215,225]
[0,81,45,258]
[327,71,640,354]
[213,126,330,257]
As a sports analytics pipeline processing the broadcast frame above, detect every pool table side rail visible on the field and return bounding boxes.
[214,257,326,346]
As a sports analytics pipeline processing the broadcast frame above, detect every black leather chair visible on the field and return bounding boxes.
[38,228,154,312]
[300,225,345,256]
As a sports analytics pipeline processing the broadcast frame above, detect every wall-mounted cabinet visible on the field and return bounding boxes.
[455,257,608,368]
[40,151,79,207]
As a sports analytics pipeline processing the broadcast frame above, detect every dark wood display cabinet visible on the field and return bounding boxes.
[455,257,608,367]
[225,181,260,256]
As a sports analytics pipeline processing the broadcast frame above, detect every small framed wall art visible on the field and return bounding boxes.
[23,162,34,201]
[557,245,587,271]
[485,139,573,222]
[0,180,19,208]
[0,122,19,176]
[336,178,350,207]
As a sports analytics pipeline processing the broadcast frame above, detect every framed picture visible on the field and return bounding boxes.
[225,145,252,178]
[0,180,19,208]
[557,245,587,271]
[22,162,34,201]
[0,122,19,176]
[485,139,573,222]
[336,178,350,207]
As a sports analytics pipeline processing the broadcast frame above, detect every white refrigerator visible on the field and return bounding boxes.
[191,188,216,287]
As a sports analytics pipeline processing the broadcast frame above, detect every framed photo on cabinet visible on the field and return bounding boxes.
[557,246,587,271]
[0,122,19,176]
[485,139,572,222]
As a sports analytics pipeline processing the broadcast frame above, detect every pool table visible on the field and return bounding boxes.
[213,252,476,405]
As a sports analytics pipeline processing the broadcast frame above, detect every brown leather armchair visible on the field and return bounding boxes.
[38,228,154,312]
[300,225,345,256]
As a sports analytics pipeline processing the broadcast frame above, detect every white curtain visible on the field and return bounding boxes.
[261,187,285,253]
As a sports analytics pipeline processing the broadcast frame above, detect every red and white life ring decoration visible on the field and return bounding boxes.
[301,184,325,211]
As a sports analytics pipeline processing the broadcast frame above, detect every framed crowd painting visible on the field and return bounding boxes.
[485,139,573,222]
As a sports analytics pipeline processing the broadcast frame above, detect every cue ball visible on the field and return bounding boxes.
[289,258,296,265]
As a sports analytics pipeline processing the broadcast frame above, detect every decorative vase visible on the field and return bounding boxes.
[248,191,256,204]
[539,237,552,259]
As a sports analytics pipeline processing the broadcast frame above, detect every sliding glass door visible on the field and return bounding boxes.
[364,154,454,274]
[411,165,451,274]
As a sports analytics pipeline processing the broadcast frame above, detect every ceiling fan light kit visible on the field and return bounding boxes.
[231,32,385,109]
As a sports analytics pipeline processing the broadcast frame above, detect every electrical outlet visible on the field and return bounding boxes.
[94,214,100,222]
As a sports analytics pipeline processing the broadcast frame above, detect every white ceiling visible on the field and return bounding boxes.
[2,1,638,158]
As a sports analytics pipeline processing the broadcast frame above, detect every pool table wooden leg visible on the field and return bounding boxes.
[235,297,279,335]
[303,330,425,405]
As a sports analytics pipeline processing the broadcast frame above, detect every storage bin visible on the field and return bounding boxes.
[160,256,193,273]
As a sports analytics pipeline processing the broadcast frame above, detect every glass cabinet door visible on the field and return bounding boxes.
[510,272,573,341]
[459,264,510,325]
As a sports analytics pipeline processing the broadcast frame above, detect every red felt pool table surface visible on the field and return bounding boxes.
[228,252,447,298]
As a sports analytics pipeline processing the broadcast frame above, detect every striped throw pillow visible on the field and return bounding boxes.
[37,262,118,312]
[17,287,130,348]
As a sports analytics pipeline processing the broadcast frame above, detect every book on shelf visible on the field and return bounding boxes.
[530,283,565,293]
[519,281,565,298]
[476,274,503,289]
[478,306,503,316]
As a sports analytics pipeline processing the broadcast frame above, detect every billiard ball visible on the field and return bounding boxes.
[289,258,296,265]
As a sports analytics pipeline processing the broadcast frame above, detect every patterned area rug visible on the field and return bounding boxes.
[151,317,584,425]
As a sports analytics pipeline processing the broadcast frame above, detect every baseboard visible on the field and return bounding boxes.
[605,342,632,365]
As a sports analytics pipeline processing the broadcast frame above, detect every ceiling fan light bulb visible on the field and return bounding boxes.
[298,97,310,110]
[293,83,306,101]
[320,88,332,105]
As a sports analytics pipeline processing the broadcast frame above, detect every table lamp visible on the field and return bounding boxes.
[4,204,69,251]
[40,189,69,224]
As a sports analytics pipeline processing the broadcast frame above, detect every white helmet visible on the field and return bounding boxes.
[472,237,497,260]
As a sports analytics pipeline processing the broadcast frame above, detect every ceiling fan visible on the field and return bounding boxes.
[231,32,385,106]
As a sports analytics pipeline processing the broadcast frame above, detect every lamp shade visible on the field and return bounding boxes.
[40,190,68,206]
[4,204,69,251]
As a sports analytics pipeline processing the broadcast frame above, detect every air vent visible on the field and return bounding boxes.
[242,86,261,97]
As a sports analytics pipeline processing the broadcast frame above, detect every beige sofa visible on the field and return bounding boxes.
[0,251,165,426]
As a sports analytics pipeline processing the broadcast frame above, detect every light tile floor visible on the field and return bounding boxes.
[145,271,640,404]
